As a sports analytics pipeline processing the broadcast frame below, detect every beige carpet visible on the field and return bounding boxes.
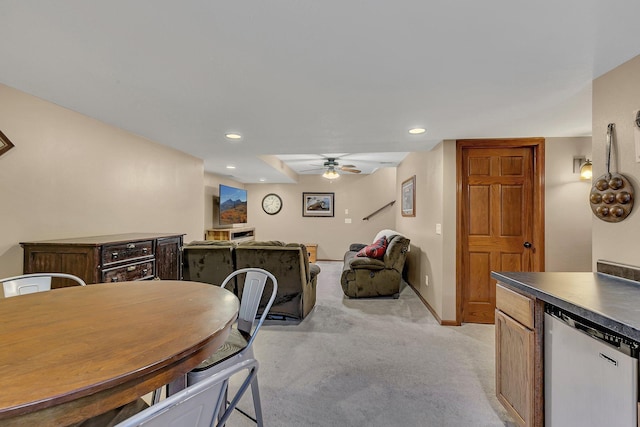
[224,261,516,427]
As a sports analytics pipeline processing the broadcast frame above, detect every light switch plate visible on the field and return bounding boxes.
[635,110,640,163]
[435,223,442,235]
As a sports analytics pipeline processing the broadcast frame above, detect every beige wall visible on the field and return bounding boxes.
[396,145,445,317]
[395,142,458,322]
[592,54,640,267]
[0,84,205,277]
[246,169,397,260]
[545,137,592,271]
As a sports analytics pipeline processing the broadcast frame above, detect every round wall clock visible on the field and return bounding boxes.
[262,193,283,215]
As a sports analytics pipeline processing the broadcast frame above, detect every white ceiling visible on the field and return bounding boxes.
[276,153,410,175]
[2,1,640,183]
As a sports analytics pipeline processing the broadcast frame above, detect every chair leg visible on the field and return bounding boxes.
[218,385,228,426]
[218,367,258,426]
[151,386,163,405]
[251,376,264,427]
[166,374,187,397]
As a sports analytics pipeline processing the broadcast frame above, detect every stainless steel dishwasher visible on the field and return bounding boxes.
[545,307,639,426]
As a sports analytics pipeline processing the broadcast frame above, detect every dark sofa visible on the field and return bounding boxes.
[182,240,236,289]
[235,241,320,320]
[182,240,320,320]
[341,230,410,298]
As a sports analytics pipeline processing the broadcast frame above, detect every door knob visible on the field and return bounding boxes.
[523,242,532,249]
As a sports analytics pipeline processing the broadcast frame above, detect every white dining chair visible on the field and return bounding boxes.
[155,267,277,426]
[190,268,276,425]
[1,273,86,297]
[116,358,259,427]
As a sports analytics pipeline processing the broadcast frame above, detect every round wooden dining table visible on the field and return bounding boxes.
[0,280,239,427]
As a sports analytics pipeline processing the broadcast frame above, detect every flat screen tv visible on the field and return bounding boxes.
[219,184,248,226]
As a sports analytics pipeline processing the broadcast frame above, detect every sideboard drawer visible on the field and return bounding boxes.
[102,260,155,283]
[102,240,154,266]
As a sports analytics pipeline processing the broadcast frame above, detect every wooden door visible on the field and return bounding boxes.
[457,139,544,324]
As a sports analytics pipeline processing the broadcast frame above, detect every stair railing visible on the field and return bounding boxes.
[362,200,396,221]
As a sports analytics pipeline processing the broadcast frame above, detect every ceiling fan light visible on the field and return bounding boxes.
[322,169,340,180]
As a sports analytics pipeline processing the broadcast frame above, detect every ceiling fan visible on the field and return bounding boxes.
[302,157,362,179]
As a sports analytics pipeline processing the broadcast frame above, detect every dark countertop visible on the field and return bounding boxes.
[491,271,640,342]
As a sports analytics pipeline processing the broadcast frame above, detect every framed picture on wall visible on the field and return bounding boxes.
[302,192,334,217]
[0,130,15,158]
[401,175,416,217]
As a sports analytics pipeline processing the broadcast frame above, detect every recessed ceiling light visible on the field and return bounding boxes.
[259,178,266,182]
[225,133,242,140]
[409,128,426,135]
[226,165,236,169]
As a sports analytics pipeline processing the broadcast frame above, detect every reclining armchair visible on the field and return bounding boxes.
[182,240,237,291]
[341,230,410,298]
[235,241,320,320]
[181,240,319,320]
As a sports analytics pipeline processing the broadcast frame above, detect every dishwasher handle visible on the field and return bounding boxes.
[566,314,600,337]
[547,306,640,358]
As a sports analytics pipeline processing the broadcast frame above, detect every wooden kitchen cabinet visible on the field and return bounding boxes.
[495,283,544,427]
[21,233,184,286]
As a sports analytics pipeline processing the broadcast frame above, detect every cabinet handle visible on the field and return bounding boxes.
[127,266,136,272]
[142,248,148,253]
[127,243,136,249]
[112,252,119,259]
[111,277,119,282]
[142,269,148,275]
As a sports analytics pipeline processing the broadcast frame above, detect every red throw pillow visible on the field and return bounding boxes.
[356,236,388,259]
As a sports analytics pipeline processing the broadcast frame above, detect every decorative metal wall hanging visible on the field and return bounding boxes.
[589,123,634,222]
[0,130,14,157]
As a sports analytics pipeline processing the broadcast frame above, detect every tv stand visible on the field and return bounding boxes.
[206,226,255,243]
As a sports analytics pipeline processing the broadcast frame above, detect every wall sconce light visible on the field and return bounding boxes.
[580,159,592,180]
[573,156,592,180]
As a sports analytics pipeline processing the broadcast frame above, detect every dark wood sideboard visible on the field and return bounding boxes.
[20,233,184,287]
